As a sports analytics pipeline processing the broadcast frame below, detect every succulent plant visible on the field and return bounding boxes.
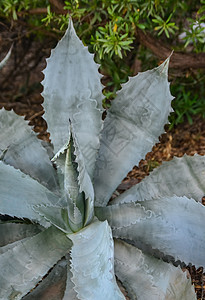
[0,19,204,300]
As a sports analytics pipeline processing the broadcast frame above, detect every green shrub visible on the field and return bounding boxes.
[0,0,204,124]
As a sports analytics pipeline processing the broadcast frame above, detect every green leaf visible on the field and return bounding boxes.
[94,56,173,206]
[0,162,60,225]
[0,109,58,192]
[96,196,205,268]
[0,226,71,300]
[137,24,146,29]
[0,223,42,247]
[114,240,196,300]
[42,19,104,156]
[111,154,205,204]
[68,218,125,300]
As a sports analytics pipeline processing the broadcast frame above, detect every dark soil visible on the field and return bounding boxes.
[0,25,205,299]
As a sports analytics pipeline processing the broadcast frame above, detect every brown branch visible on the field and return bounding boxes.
[17,8,48,16]
[49,0,65,14]
[0,102,27,107]
[136,28,205,69]
[15,20,58,38]
[17,0,65,15]
[29,110,44,120]
[17,7,67,16]
[17,0,67,16]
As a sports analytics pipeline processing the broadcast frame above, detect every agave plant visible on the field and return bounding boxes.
[0,19,204,300]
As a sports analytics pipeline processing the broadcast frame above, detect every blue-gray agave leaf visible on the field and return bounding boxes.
[42,19,103,172]
[68,218,125,300]
[23,259,69,300]
[0,223,42,247]
[0,226,71,300]
[0,236,31,256]
[114,240,196,300]
[94,56,174,206]
[0,108,58,191]
[96,196,205,268]
[42,19,103,225]
[112,154,205,204]
[0,46,12,70]
[0,161,59,225]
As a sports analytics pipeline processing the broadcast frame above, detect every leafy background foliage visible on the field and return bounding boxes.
[0,0,204,127]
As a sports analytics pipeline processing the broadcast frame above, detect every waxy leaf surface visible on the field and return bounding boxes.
[0,109,58,192]
[0,162,59,224]
[42,20,103,175]
[96,196,205,268]
[68,219,125,300]
[94,57,173,206]
[23,259,69,300]
[0,223,42,247]
[114,240,196,300]
[0,226,71,300]
[112,154,205,204]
